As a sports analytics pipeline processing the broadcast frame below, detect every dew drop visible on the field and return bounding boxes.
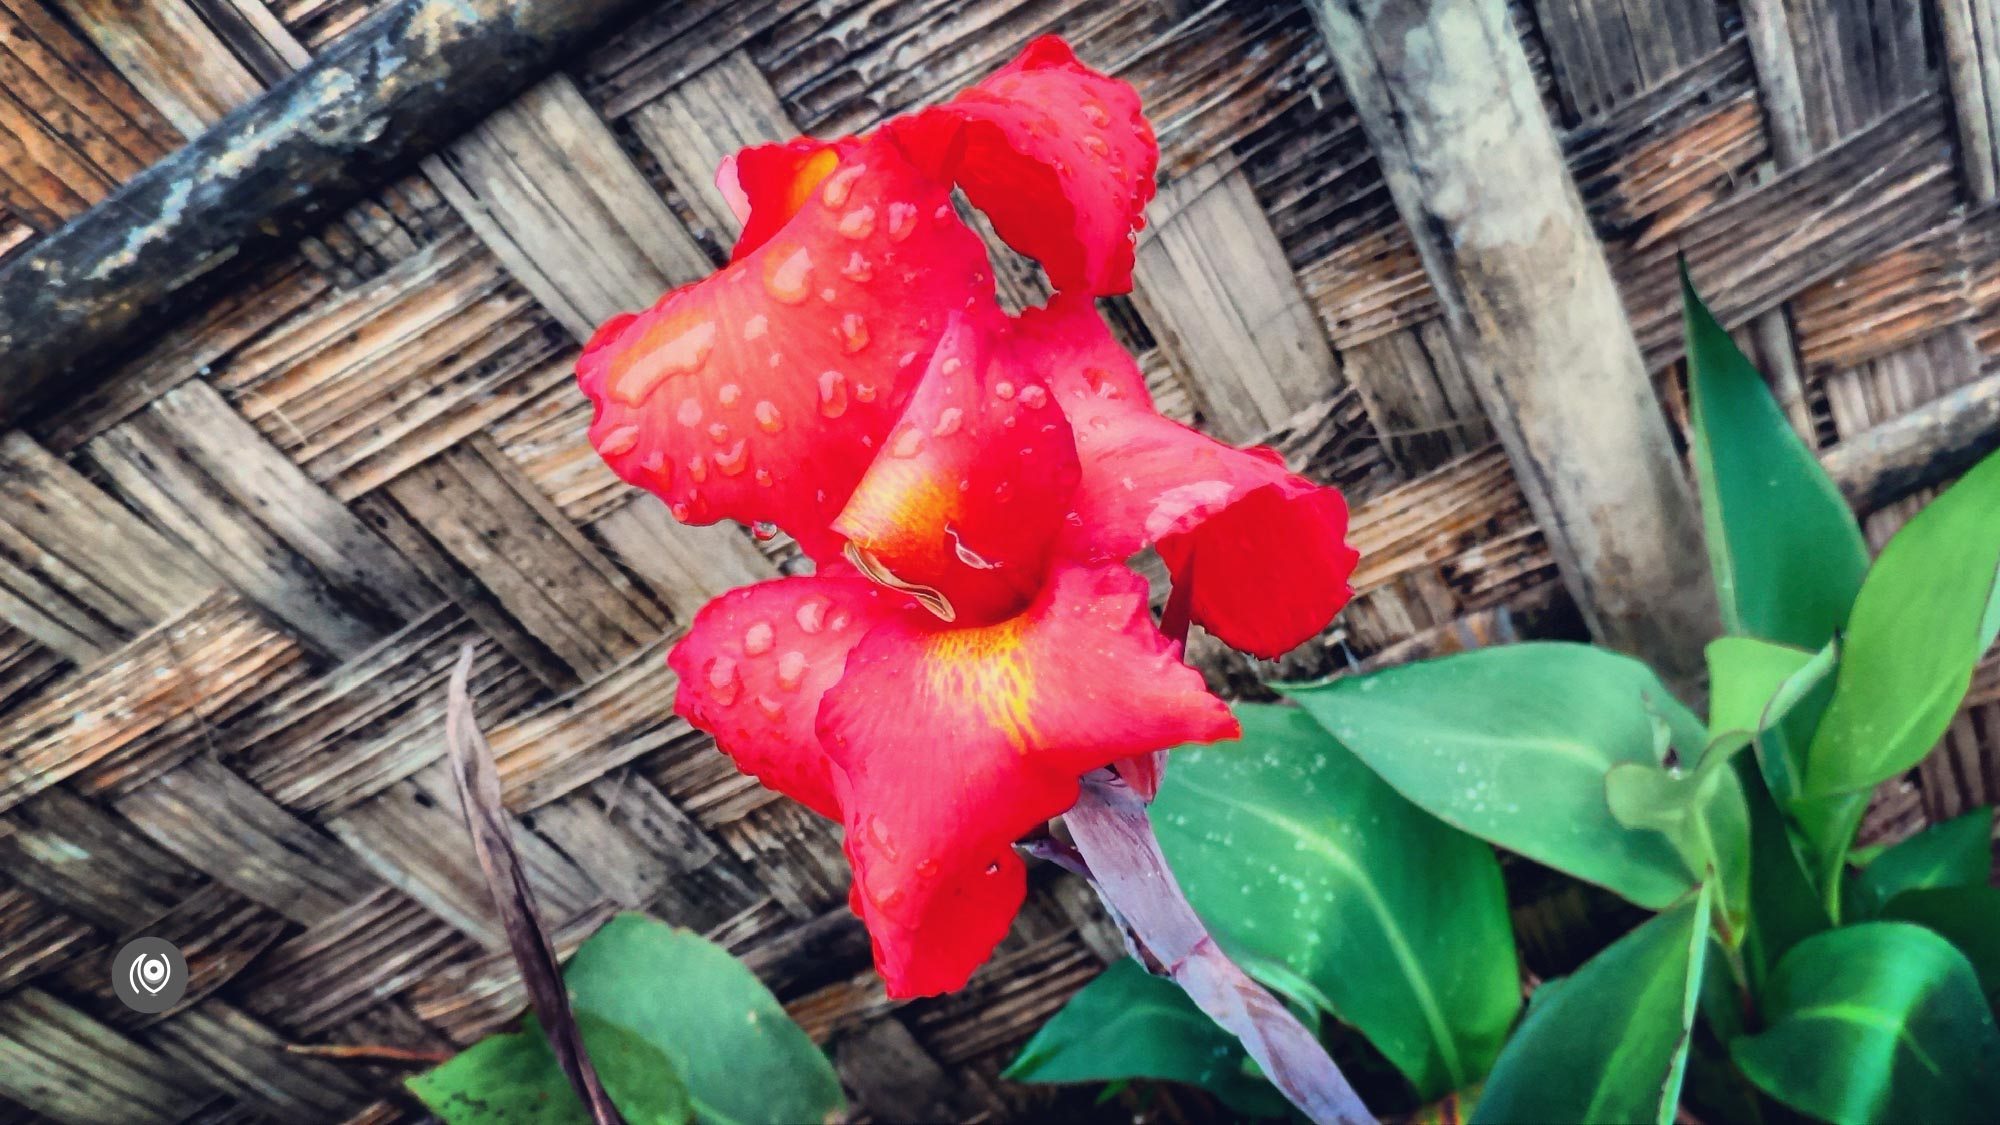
[820,162,865,207]
[597,425,639,456]
[707,421,733,444]
[776,650,808,691]
[837,205,876,239]
[940,356,964,376]
[754,400,783,433]
[915,859,939,878]
[742,620,775,655]
[888,426,924,458]
[994,380,1016,400]
[1018,383,1048,409]
[841,251,873,282]
[818,370,849,418]
[686,454,709,483]
[762,246,813,304]
[754,468,773,487]
[854,381,877,403]
[932,407,964,437]
[838,312,870,354]
[795,597,828,634]
[755,694,784,719]
[742,314,769,341]
[610,318,716,406]
[706,656,741,705]
[898,351,918,368]
[670,501,692,521]
[1083,102,1110,126]
[886,201,918,240]
[713,440,749,476]
[717,383,742,407]
[984,862,1000,875]
[1082,134,1110,156]
[677,397,703,427]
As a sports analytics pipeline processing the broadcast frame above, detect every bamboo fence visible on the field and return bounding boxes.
[0,0,1995,1120]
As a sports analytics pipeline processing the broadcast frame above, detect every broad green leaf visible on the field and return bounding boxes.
[1472,885,1712,1125]
[408,1012,691,1125]
[1732,923,2000,1123]
[1605,759,1749,937]
[1284,643,1704,909]
[1003,959,1289,1117]
[1879,887,2000,1013]
[565,914,843,1125]
[1684,268,1868,791]
[1151,704,1519,1098]
[1704,637,1837,801]
[1851,807,1996,917]
[1805,449,2000,798]
[1738,759,1830,992]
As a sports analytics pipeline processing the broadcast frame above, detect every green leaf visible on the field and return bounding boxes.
[1732,923,2000,1123]
[408,1013,691,1125]
[1604,759,1749,939]
[1879,887,2000,1013]
[1472,885,1712,1125]
[1738,759,1831,993]
[1852,808,1996,917]
[1684,267,1868,789]
[1150,704,1520,1098]
[1805,450,2000,799]
[565,914,843,1125]
[1283,643,1704,910]
[1704,637,1837,797]
[1004,960,1290,1117]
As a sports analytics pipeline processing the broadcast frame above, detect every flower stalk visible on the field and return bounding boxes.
[1057,769,1378,1125]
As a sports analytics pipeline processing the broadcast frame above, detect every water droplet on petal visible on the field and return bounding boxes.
[707,421,733,444]
[837,205,876,239]
[714,440,749,476]
[795,597,828,633]
[898,351,918,367]
[754,400,783,433]
[751,520,778,541]
[755,694,784,719]
[994,380,1015,400]
[886,201,918,240]
[820,162,865,207]
[1083,102,1110,126]
[686,455,709,483]
[1082,134,1110,156]
[888,426,924,458]
[916,859,938,878]
[677,397,703,427]
[610,318,716,405]
[838,312,869,353]
[841,251,873,281]
[776,650,807,691]
[742,620,775,655]
[818,370,849,418]
[742,314,768,340]
[670,501,693,521]
[854,382,877,403]
[754,468,773,487]
[597,425,639,456]
[717,383,742,407]
[940,356,963,376]
[706,656,741,705]
[932,407,964,437]
[984,862,1001,875]
[762,246,813,304]
[1019,383,1048,409]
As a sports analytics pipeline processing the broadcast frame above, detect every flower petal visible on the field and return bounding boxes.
[818,563,1238,994]
[579,132,999,559]
[669,574,910,819]
[889,36,1158,295]
[1016,295,1359,658]
[832,312,1079,625]
[721,138,844,260]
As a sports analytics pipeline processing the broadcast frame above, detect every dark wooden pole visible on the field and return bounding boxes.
[0,0,650,427]
[1825,371,2000,514]
[1307,0,1718,680]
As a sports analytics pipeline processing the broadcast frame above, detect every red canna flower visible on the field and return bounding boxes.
[577,37,1358,996]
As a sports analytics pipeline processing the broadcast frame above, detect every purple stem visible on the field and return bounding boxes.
[1062,769,1378,1125]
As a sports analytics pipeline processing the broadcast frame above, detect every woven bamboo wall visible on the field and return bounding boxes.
[0,0,1996,1121]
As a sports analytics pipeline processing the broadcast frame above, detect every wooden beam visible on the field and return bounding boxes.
[0,0,650,429]
[1308,0,1716,678]
[1823,370,2000,514]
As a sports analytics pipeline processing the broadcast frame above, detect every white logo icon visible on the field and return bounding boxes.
[130,953,171,995]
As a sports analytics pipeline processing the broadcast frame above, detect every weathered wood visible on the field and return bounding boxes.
[0,0,654,428]
[1940,0,2000,202]
[1308,0,1716,678]
[627,48,798,242]
[0,988,209,1123]
[1133,163,1346,442]
[1823,368,2000,513]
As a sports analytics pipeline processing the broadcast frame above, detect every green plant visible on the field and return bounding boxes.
[408,914,843,1124]
[1010,276,2000,1122]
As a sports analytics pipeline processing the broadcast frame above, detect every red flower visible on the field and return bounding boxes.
[577,37,1358,996]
